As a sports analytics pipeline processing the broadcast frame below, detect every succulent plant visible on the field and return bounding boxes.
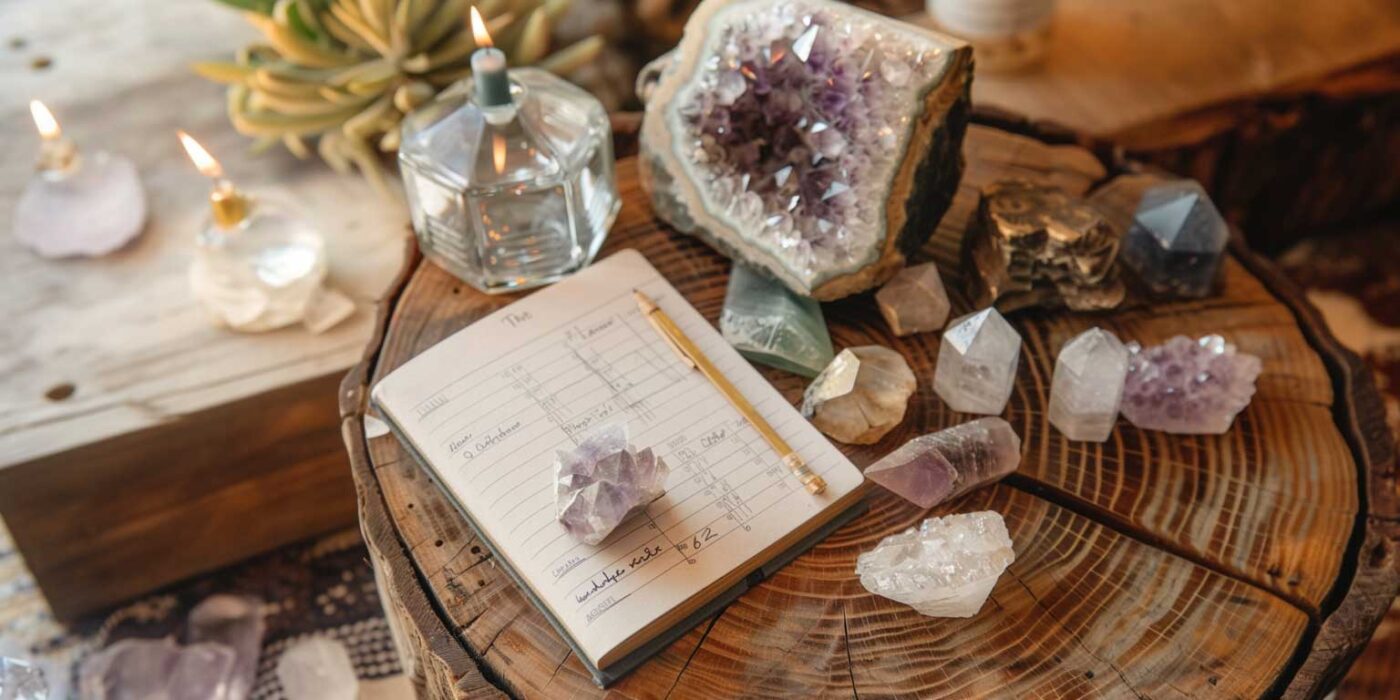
[195,0,604,185]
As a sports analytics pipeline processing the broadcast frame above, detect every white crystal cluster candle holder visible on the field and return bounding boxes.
[178,132,353,334]
[13,101,147,258]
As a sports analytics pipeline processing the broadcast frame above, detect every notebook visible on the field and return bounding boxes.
[371,249,868,686]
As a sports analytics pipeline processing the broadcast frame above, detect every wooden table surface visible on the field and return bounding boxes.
[341,118,1397,698]
[0,0,408,616]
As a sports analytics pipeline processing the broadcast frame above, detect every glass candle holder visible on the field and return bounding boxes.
[189,192,331,332]
[398,68,619,294]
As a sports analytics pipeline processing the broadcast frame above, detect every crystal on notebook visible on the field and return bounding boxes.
[856,511,1015,618]
[555,424,670,546]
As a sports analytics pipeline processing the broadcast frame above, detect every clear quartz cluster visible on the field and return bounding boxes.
[1121,335,1262,434]
[801,346,917,444]
[678,1,946,284]
[865,418,1021,509]
[555,424,670,545]
[856,511,1015,618]
[720,263,834,377]
[1049,328,1129,442]
[934,308,1022,415]
[875,263,951,336]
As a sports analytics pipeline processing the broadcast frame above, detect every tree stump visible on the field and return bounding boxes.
[339,117,1397,698]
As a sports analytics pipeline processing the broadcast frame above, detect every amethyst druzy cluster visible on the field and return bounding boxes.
[641,0,972,300]
[1121,335,1262,434]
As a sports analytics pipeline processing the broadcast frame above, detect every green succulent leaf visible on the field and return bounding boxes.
[211,0,277,14]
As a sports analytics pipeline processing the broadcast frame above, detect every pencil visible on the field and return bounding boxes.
[634,289,827,495]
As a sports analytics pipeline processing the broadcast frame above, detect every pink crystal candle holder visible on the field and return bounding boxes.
[12,101,147,258]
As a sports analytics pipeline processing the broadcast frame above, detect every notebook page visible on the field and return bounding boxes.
[371,249,863,666]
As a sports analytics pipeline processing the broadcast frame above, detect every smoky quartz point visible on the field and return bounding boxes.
[1119,180,1228,299]
[801,346,917,444]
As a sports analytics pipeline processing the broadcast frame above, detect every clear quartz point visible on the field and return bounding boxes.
[720,263,834,377]
[1049,328,1129,442]
[189,196,329,333]
[865,418,1021,509]
[400,69,619,294]
[554,424,670,545]
[13,151,147,258]
[856,511,1015,618]
[801,346,916,444]
[275,638,358,700]
[934,308,1022,415]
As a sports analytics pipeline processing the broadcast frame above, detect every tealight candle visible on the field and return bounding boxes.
[177,131,353,333]
[13,100,147,257]
[468,7,511,109]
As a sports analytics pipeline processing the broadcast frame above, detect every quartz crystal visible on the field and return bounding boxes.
[875,263,951,336]
[189,196,335,333]
[639,0,972,300]
[720,263,834,377]
[188,595,264,700]
[856,511,1015,618]
[801,346,916,444]
[934,308,1022,415]
[13,151,147,258]
[79,638,236,700]
[555,424,670,545]
[1121,335,1262,434]
[0,657,47,700]
[866,418,1021,509]
[1119,180,1228,299]
[964,180,1124,312]
[1049,328,1129,442]
[276,638,358,700]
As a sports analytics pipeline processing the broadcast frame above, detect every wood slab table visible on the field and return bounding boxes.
[340,117,1397,697]
[0,1,407,618]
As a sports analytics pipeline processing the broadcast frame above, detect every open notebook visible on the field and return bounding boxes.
[371,249,867,685]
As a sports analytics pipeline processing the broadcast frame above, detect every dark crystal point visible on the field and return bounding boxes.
[1120,180,1228,299]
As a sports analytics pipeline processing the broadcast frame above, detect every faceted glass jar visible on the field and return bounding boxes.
[191,196,328,332]
[398,68,619,294]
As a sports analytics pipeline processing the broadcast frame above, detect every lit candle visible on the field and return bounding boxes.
[469,7,511,108]
[178,130,248,230]
[29,100,77,173]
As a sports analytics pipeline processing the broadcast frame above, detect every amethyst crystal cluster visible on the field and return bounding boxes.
[640,0,971,299]
[555,424,670,546]
[1121,335,1262,434]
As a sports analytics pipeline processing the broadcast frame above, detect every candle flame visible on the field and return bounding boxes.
[177,130,224,179]
[492,133,507,174]
[29,100,60,140]
[470,6,494,48]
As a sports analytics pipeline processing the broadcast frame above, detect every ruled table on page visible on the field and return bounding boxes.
[371,250,863,664]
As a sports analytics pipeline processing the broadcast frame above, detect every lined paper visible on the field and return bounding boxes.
[371,250,862,666]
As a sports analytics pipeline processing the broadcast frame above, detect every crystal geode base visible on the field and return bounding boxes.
[639,0,972,300]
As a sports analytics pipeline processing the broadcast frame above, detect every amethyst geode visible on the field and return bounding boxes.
[639,0,972,300]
